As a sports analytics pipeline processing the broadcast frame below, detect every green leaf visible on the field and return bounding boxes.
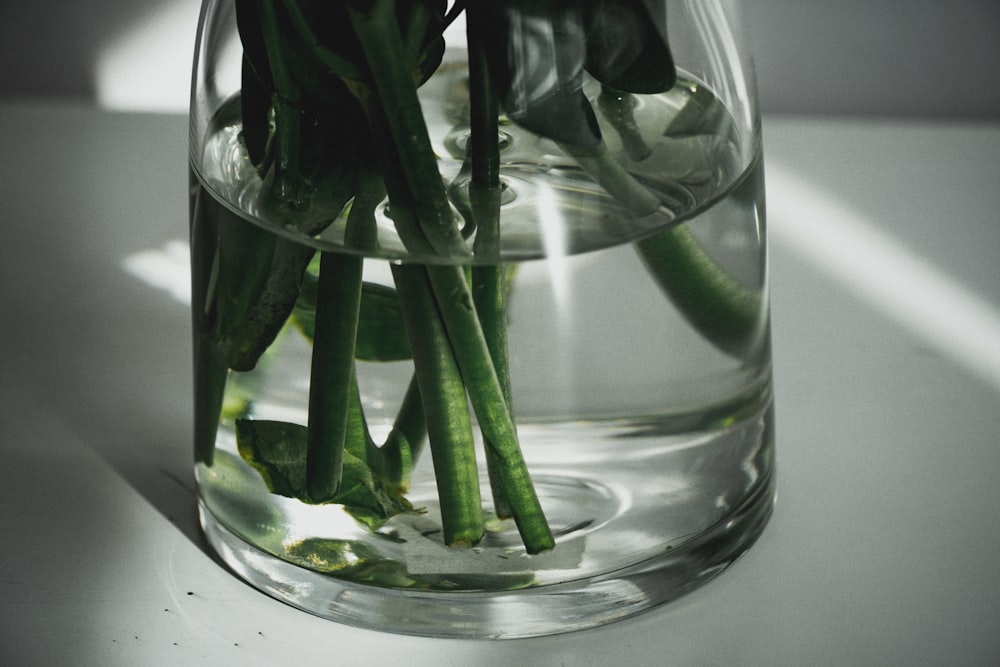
[192,192,315,373]
[294,277,412,362]
[355,283,412,361]
[235,419,414,529]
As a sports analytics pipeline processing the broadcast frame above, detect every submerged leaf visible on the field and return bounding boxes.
[294,277,412,361]
[236,419,414,528]
[284,538,416,586]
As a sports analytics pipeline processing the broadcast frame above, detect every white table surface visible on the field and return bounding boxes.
[1,101,998,666]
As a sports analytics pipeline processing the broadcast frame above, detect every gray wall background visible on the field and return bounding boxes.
[1,0,998,119]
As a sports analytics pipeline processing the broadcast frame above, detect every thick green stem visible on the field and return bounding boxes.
[426,265,554,553]
[348,0,469,258]
[472,263,515,519]
[466,8,515,518]
[358,91,436,256]
[306,251,364,502]
[391,264,484,547]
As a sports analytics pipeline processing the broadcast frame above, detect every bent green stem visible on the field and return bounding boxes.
[636,225,764,359]
[562,137,764,358]
[376,374,427,492]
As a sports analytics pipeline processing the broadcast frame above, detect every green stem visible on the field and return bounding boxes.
[562,138,764,358]
[635,226,764,358]
[343,165,384,252]
[304,142,379,500]
[391,264,484,547]
[306,251,364,502]
[377,374,427,492]
[597,85,653,162]
[348,0,469,258]
[465,8,500,192]
[559,140,661,217]
[358,91,436,256]
[425,265,554,553]
[466,8,514,518]
[472,263,515,519]
[346,369,375,462]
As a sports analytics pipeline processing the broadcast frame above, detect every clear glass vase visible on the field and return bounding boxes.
[189,0,774,639]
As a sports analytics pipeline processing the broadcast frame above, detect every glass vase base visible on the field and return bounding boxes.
[198,470,774,639]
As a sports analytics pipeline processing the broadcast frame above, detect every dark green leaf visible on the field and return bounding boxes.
[230,239,316,371]
[235,0,273,91]
[193,186,307,371]
[481,1,601,148]
[582,0,676,94]
[240,54,272,170]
